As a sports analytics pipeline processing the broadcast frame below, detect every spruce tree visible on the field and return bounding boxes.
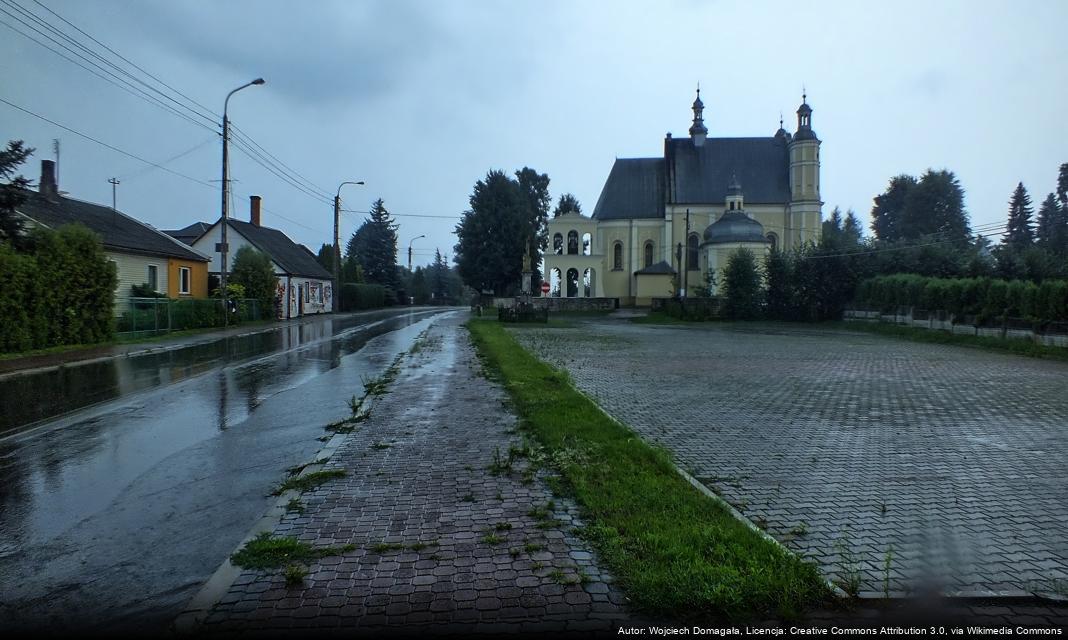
[870,174,916,242]
[552,193,582,218]
[0,140,34,249]
[1035,193,1058,247]
[348,198,398,290]
[1004,182,1034,250]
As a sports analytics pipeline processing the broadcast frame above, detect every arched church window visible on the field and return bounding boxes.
[566,268,579,297]
[612,242,623,270]
[766,232,778,253]
[553,233,563,255]
[643,241,654,268]
[687,234,699,271]
[567,230,579,255]
[730,201,735,210]
[581,232,591,256]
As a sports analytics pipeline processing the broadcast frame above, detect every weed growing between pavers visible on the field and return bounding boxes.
[467,318,831,620]
[283,563,307,587]
[284,498,305,514]
[271,469,347,496]
[231,532,355,570]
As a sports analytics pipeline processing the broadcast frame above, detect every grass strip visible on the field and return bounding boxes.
[828,320,1068,361]
[271,469,347,496]
[467,318,830,620]
[230,532,355,570]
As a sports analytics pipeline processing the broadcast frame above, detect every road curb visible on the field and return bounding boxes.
[172,316,447,634]
[173,429,350,633]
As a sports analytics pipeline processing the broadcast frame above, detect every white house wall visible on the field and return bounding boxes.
[279,276,332,320]
[109,251,168,312]
[190,223,286,275]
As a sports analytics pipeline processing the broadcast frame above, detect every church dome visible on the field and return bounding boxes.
[702,210,767,245]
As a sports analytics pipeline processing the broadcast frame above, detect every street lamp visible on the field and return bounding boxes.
[333,180,364,312]
[220,77,264,328]
[407,234,425,272]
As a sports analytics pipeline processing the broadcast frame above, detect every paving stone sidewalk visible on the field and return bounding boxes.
[510,319,1068,599]
[199,313,631,635]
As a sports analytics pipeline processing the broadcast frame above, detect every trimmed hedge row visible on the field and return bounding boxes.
[0,225,118,353]
[339,283,387,311]
[855,274,1068,324]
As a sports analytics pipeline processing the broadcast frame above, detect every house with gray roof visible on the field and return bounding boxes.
[178,195,334,319]
[544,87,823,306]
[16,160,212,310]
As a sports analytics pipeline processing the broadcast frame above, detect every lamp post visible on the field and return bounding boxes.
[407,234,425,272]
[333,181,364,312]
[220,77,264,328]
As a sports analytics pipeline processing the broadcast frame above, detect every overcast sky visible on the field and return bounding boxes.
[3,0,1066,268]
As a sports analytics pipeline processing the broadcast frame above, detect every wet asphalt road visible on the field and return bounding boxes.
[0,308,453,633]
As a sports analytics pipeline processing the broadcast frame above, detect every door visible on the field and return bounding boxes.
[297,284,304,317]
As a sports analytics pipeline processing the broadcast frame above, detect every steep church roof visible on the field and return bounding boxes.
[667,136,790,204]
[591,158,665,220]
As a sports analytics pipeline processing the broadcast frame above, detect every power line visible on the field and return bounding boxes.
[0,95,217,190]
[341,209,463,220]
[2,0,216,128]
[8,0,335,208]
[29,0,220,120]
[0,9,216,133]
[116,135,217,180]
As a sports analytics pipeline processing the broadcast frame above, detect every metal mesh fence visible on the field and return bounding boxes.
[117,298,260,338]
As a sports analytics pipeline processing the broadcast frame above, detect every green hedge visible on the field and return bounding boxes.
[339,283,387,311]
[854,274,1068,324]
[0,224,117,353]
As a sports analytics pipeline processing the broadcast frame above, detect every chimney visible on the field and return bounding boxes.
[40,160,57,200]
[250,195,261,227]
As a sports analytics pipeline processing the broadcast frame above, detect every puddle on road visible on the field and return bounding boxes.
[0,310,444,434]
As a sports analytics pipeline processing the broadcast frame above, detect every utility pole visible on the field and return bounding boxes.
[408,234,425,272]
[220,78,264,328]
[334,181,364,312]
[108,177,120,210]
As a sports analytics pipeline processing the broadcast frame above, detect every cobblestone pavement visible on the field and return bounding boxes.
[201,313,631,635]
[510,319,1068,599]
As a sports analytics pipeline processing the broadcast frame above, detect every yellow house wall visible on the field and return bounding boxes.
[167,258,209,298]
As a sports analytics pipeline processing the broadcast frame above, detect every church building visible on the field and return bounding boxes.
[544,89,823,306]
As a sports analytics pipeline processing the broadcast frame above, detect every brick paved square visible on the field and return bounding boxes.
[511,319,1068,597]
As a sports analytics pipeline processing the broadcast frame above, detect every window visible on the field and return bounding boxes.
[687,234,699,271]
[766,232,778,253]
[612,242,623,270]
[179,266,191,294]
[147,264,158,291]
[729,201,735,210]
[643,241,654,268]
[553,233,563,255]
[304,284,309,303]
[567,230,579,255]
[581,232,591,256]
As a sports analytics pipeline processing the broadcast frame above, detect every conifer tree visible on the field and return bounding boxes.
[1035,193,1059,247]
[1003,182,1034,250]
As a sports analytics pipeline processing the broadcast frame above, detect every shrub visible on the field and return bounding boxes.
[0,224,116,353]
[721,248,763,320]
[339,283,387,311]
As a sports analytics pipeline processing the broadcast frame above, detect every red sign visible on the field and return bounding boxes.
[540,282,550,294]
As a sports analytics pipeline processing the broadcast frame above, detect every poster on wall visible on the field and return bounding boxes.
[276,281,286,319]
[324,283,332,310]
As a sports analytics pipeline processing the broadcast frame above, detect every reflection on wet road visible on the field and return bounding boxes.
[0,308,454,632]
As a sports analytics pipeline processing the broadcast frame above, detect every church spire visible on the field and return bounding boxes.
[689,85,707,146]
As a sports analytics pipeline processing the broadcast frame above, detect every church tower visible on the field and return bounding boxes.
[689,87,707,147]
[787,93,822,243]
